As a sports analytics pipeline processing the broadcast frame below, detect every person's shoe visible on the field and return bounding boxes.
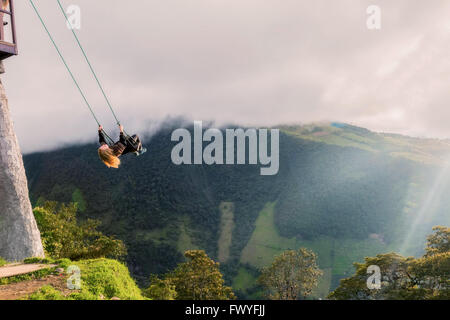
[135,147,147,156]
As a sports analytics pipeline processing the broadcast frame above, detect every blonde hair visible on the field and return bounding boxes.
[98,147,121,168]
[2,1,9,10]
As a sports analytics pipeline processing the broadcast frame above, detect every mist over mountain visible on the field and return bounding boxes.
[23,121,450,298]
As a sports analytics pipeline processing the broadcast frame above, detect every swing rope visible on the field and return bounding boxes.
[56,0,122,128]
[29,0,115,145]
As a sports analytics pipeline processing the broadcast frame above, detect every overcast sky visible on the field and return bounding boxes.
[4,0,450,153]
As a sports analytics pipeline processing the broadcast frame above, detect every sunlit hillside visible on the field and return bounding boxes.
[23,122,450,298]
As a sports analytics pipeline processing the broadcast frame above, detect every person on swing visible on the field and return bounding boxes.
[98,124,145,168]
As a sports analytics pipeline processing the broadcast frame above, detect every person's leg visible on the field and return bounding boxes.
[132,135,143,151]
[125,135,141,152]
[132,135,146,155]
[122,134,145,155]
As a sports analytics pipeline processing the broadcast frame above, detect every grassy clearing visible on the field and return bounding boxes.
[232,266,255,292]
[0,257,7,267]
[240,202,297,268]
[313,268,332,299]
[239,202,397,297]
[177,216,199,255]
[281,123,450,165]
[133,215,201,257]
[331,238,395,276]
[281,126,377,152]
[217,202,235,263]
[71,188,87,212]
[232,266,263,299]
[135,226,171,244]
[26,258,145,300]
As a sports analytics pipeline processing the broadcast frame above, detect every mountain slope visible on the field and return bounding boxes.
[23,122,450,297]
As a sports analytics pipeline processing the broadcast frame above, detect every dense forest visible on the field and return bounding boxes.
[23,121,450,297]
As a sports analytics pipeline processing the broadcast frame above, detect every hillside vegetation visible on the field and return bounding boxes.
[1,209,234,300]
[25,258,145,300]
[23,122,450,297]
[329,226,450,300]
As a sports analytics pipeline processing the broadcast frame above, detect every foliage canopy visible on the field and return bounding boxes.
[258,248,322,300]
[329,226,450,300]
[33,201,126,261]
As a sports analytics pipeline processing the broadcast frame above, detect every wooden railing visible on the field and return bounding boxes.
[0,0,16,45]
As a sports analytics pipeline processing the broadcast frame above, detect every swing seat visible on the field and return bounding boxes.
[0,40,16,60]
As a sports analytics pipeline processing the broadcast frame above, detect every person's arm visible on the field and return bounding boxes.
[119,124,127,144]
[98,125,107,145]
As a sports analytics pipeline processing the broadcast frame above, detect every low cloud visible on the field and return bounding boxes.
[3,0,450,153]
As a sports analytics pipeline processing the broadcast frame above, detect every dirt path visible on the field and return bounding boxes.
[0,274,68,300]
[0,264,56,279]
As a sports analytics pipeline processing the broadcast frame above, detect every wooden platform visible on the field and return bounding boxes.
[0,39,17,60]
[0,40,14,47]
[0,264,56,279]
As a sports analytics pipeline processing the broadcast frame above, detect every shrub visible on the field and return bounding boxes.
[27,258,146,300]
[73,259,145,300]
[27,286,67,300]
[258,248,322,300]
[143,275,177,300]
[165,250,236,300]
[33,201,126,260]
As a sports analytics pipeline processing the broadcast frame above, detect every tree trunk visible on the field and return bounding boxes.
[0,62,44,261]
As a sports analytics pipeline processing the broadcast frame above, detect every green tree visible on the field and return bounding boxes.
[166,250,235,300]
[33,201,126,260]
[409,226,450,299]
[328,253,416,300]
[425,226,449,256]
[329,227,450,300]
[143,275,177,300]
[258,248,322,300]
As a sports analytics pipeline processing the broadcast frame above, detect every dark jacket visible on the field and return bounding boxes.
[99,130,127,156]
